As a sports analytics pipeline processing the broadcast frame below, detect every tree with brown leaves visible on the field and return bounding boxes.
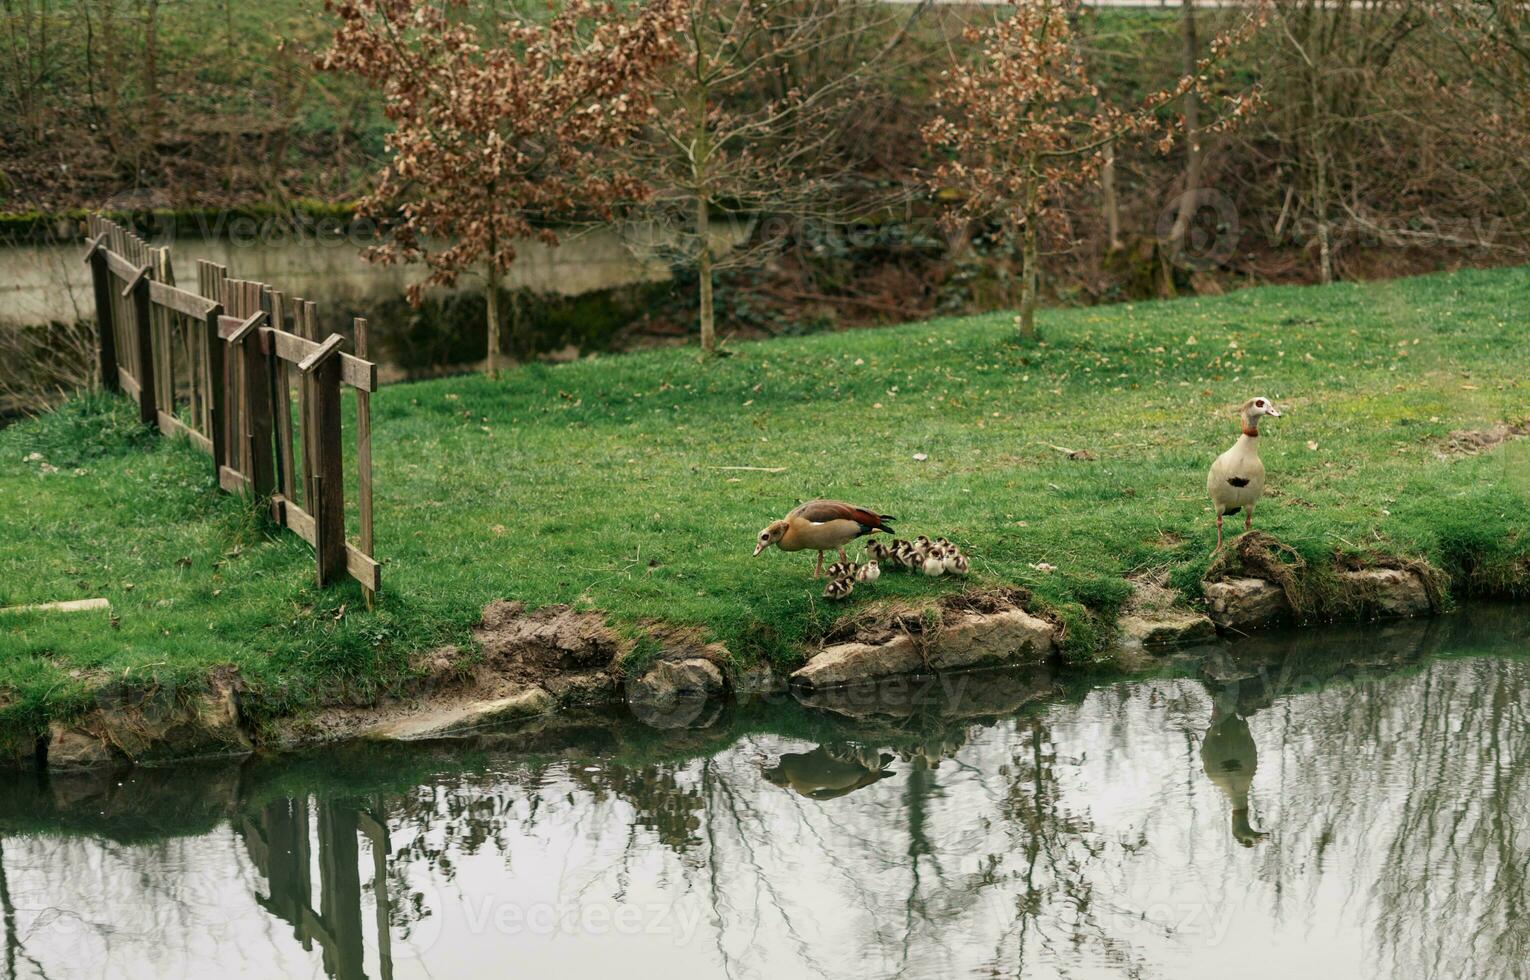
[320,0,684,375]
[924,0,1262,340]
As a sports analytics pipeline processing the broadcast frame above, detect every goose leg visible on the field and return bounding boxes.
[838,547,848,562]
[1245,506,1254,535]
[813,551,825,578]
[1215,513,1224,551]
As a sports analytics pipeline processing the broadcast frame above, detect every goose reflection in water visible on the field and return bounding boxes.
[1200,707,1269,846]
[1198,667,1279,847]
[763,745,895,800]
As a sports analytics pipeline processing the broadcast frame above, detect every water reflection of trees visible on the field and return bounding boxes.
[3,611,1530,979]
[1254,655,1530,980]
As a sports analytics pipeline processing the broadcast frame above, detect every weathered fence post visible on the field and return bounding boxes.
[354,317,375,609]
[300,334,347,587]
[83,232,119,392]
[204,300,228,473]
[227,307,275,497]
[122,263,157,425]
[249,288,277,498]
[84,218,382,593]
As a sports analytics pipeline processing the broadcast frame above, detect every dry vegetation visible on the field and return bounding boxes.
[2,0,1526,336]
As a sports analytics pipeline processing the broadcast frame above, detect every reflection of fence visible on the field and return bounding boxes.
[241,797,395,980]
[83,215,379,594]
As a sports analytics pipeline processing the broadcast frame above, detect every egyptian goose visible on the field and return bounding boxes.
[824,577,854,600]
[922,546,946,577]
[1207,397,1282,550]
[856,560,881,583]
[754,500,896,578]
[946,551,969,576]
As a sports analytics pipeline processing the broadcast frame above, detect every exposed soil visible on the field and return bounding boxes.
[270,600,628,747]
[818,586,1039,648]
[1206,531,1310,618]
[1434,422,1530,459]
[9,548,1479,771]
[1122,570,1181,616]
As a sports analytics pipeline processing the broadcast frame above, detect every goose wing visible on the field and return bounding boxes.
[789,499,895,531]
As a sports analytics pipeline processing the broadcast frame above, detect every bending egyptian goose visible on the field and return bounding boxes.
[1207,397,1282,550]
[754,499,896,578]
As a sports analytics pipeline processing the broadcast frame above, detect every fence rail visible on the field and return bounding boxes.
[84,215,380,596]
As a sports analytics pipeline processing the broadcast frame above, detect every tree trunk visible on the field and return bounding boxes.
[1,838,18,979]
[1308,63,1334,284]
[696,194,716,354]
[1018,210,1039,341]
[1168,0,1202,261]
[142,0,160,154]
[484,265,501,377]
[224,0,238,194]
[509,288,525,359]
[1315,178,1334,284]
[1101,138,1122,253]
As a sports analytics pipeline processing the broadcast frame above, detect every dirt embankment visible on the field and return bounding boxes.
[4,541,1468,773]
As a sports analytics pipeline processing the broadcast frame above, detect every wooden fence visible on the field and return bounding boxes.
[84,215,379,596]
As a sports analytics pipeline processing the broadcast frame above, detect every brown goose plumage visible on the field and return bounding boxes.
[754,499,896,578]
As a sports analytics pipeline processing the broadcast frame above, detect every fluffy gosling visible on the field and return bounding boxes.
[824,577,854,600]
[856,560,881,583]
[922,546,947,577]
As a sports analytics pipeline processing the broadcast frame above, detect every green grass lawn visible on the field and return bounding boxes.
[4,265,1530,742]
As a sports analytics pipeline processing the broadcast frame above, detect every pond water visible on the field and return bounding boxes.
[3,608,1529,980]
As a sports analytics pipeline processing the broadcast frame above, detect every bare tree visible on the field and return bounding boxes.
[924,0,1262,339]
[621,0,930,354]
[1167,0,1204,262]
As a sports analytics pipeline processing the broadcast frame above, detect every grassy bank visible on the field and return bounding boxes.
[3,265,1530,742]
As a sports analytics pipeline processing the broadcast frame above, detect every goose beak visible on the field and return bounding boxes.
[753,541,768,557]
[1267,407,1283,418]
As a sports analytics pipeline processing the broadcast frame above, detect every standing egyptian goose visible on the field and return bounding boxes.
[1207,397,1283,550]
[754,499,896,578]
